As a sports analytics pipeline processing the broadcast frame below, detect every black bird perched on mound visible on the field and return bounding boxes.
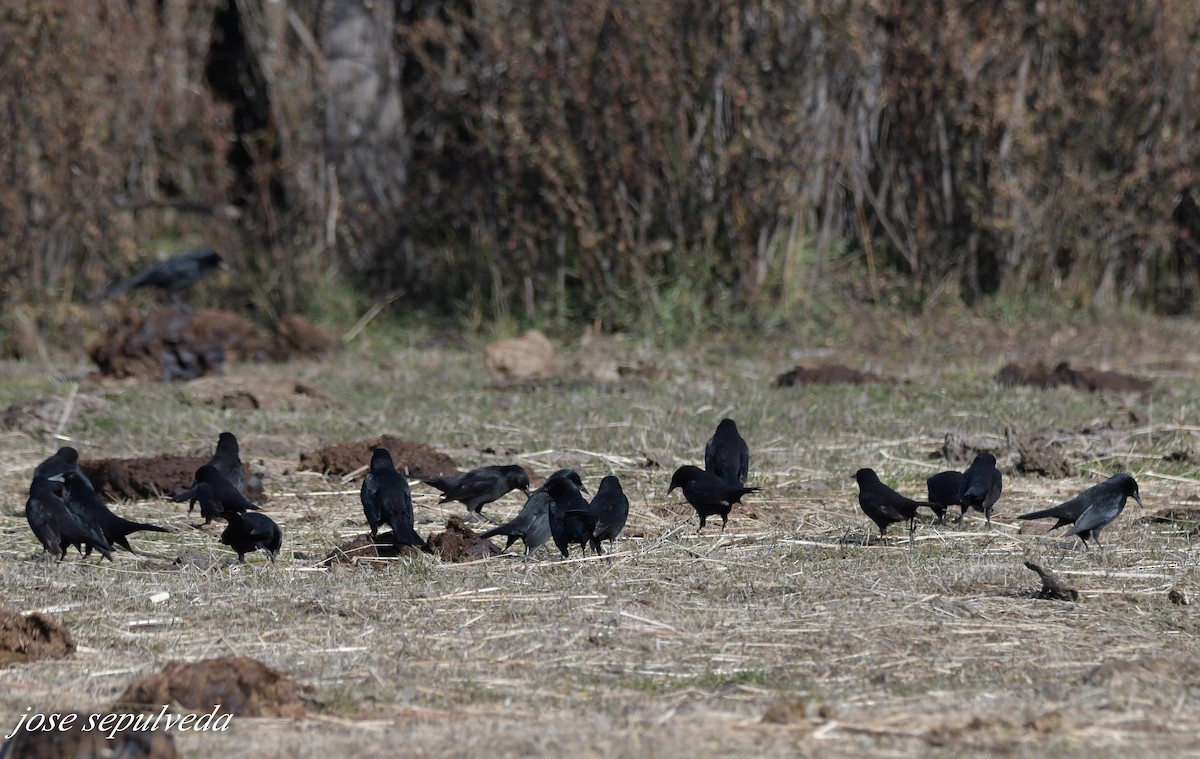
[925,470,965,523]
[705,418,750,488]
[206,432,244,493]
[958,452,1002,525]
[480,469,584,556]
[854,468,924,538]
[668,465,759,534]
[26,476,113,561]
[566,475,631,555]
[104,248,226,303]
[220,510,282,563]
[360,448,426,549]
[58,470,169,554]
[416,464,531,521]
[544,470,595,558]
[1021,473,1143,549]
[173,464,260,526]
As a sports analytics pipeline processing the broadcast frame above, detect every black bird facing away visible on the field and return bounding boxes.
[668,465,759,534]
[925,470,965,523]
[1021,473,1143,549]
[27,476,114,561]
[566,475,631,555]
[417,464,531,521]
[480,469,584,555]
[704,418,750,488]
[544,470,596,558]
[854,468,923,539]
[58,471,169,554]
[104,248,226,303]
[220,511,282,563]
[207,432,244,493]
[958,452,1002,525]
[173,464,260,525]
[360,448,426,549]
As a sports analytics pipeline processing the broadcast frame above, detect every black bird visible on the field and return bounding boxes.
[925,470,965,523]
[1023,473,1144,549]
[958,452,1002,525]
[417,465,531,521]
[360,448,426,549]
[27,476,114,561]
[104,248,226,303]
[206,432,244,493]
[854,468,923,538]
[220,511,282,563]
[480,469,584,555]
[59,471,169,553]
[667,465,759,534]
[33,446,94,496]
[545,470,595,558]
[173,465,260,525]
[566,475,631,555]
[704,418,750,488]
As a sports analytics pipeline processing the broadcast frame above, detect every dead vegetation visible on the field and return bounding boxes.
[1,314,1200,757]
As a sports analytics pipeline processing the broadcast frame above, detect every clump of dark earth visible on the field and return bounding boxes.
[0,608,75,668]
[995,361,1152,393]
[115,657,306,718]
[1,393,109,434]
[937,433,1002,465]
[89,307,335,381]
[773,364,889,388]
[426,517,501,562]
[0,713,177,758]
[323,532,428,567]
[79,455,264,503]
[1007,428,1074,478]
[1024,560,1080,602]
[298,435,457,478]
[180,376,328,411]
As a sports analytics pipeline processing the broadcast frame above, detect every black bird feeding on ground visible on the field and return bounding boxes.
[854,468,923,539]
[173,464,260,526]
[704,418,750,488]
[925,470,964,523]
[668,465,759,534]
[1022,473,1143,549]
[416,465,531,521]
[544,470,596,558]
[480,469,584,555]
[58,471,168,553]
[958,452,1003,525]
[565,474,631,555]
[220,511,282,563]
[360,448,426,549]
[27,476,113,561]
[104,248,226,303]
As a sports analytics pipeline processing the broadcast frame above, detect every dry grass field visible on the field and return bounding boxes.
[1,309,1199,758]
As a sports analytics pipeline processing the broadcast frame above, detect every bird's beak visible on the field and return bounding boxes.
[579,484,589,495]
[47,473,66,483]
[1134,493,1145,509]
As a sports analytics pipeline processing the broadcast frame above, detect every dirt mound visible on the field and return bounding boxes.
[322,532,428,567]
[298,435,457,478]
[180,376,327,411]
[485,329,556,381]
[937,433,1000,464]
[89,308,335,381]
[80,456,206,502]
[772,364,888,387]
[0,608,75,668]
[115,657,306,718]
[995,361,1152,393]
[0,713,177,758]
[1,393,110,434]
[426,517,501,562]
[1007,427,1074,478]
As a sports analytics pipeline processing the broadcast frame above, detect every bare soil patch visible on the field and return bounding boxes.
[80,456,205,502]
[0,608,74,668]
[115,657,306,718]
[298,435,457,478]
[180,376,327,411]
[773,363,891,387]
[426,517,502,562]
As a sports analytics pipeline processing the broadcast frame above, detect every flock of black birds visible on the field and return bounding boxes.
[19,415,1144,565]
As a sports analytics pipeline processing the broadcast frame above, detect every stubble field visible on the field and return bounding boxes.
[1,309,1198,758]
